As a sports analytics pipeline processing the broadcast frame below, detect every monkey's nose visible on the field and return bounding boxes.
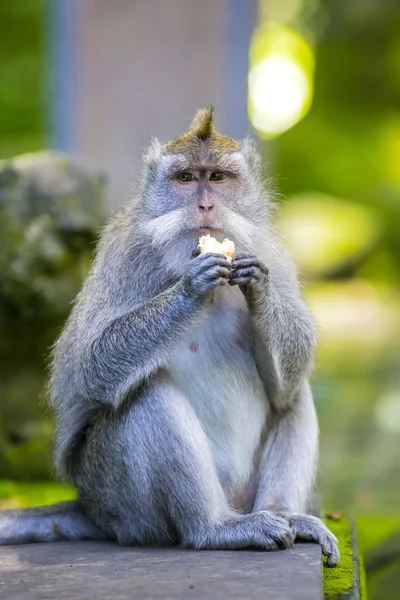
[197,200,214,213]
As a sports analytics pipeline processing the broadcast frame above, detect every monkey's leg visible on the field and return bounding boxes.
[253,381,340,566]
[75,376,294,550]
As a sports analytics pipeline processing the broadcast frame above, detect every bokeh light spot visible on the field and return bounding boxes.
[248,23,314,138]
[249,57,309,135]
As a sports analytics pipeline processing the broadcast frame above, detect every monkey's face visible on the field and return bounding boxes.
[162,151,260,225]
[144,148,267,235]
[141,108,270,274]
[142,150,269,277]
[170,165,237,236]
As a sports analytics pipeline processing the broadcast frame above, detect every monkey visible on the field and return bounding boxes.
[0,107,339,566]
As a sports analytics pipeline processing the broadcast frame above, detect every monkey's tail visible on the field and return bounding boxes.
[0,500,110,545]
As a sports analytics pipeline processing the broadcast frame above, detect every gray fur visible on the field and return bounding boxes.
[0,110,339,564]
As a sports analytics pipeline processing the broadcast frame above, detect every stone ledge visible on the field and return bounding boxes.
[0,540,322,600]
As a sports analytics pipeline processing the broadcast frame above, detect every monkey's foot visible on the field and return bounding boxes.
[284,514,340,566]
[247,511,296,550]
[186,511,295,550]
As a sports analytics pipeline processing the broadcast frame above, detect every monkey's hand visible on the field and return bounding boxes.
[277,513,340,567]
[228,254,268,298]
[182,250,232,302]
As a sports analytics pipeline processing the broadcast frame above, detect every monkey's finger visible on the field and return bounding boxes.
[322,537,340,567]
[232,255,264,265]
[232,257,268,276]
[191,254,231,273]
[228,276,254,286]
[203,266,231,280]
[251,537,279,551]
[233,253,256,261]
[208,277,228,288]
[230,266,264,281]
[326,547,340,567]
[323,542,339,567]
[231,261,262,271]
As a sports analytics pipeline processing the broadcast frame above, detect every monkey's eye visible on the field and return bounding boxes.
[177,172,194,183]
[209,171,227,182]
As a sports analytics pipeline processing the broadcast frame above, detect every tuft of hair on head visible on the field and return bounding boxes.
[165,106,240,154]
[189,106,215,141]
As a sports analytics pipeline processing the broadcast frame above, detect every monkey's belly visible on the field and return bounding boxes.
[168,319,269,508]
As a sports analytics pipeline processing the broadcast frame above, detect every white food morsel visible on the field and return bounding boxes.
[198,234,235,263]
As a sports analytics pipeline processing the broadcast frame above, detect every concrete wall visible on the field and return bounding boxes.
[51,0,256,208]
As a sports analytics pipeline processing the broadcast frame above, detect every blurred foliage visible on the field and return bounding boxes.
[0,0,46,157]
[277,193,380,280]
[255,1,400,597]
[256,0,400,517]
[0,151,107,479]
[358,516,400,600]
[0,479,75,510]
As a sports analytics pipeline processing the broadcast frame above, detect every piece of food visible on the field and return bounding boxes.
[198,234,235,263]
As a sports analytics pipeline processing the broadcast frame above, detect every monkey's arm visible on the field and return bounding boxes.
[230,253,316,410]
[251,284,316,408]
[85,281,206,405]
[52,250,231,410]
[230,255,317,502]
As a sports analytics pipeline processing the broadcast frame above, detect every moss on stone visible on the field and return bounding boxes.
[323,514,356,598]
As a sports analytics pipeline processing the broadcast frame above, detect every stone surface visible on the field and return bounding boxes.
[0,541,322,599]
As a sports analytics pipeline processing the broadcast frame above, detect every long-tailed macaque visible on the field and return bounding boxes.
[0,108,339,566]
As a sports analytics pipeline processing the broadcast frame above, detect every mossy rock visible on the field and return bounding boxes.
[323,514,367,599]
[0,151,108,479]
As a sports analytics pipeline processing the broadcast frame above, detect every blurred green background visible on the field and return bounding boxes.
[0,0,399,597]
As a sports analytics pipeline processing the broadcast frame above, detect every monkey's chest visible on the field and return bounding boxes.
[167,294,269,492]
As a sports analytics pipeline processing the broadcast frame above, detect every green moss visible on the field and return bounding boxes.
[0,479,76,508]
[323,514,355,598]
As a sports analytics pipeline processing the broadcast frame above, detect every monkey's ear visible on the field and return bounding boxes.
[142,138,164,177]
[240,137,262,173]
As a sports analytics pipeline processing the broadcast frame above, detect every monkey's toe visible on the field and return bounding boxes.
[287,514,340,566]
[258,511,295,549]
[252,536,279,551]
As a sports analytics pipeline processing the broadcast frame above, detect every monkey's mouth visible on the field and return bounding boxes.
[196,226,223,234]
